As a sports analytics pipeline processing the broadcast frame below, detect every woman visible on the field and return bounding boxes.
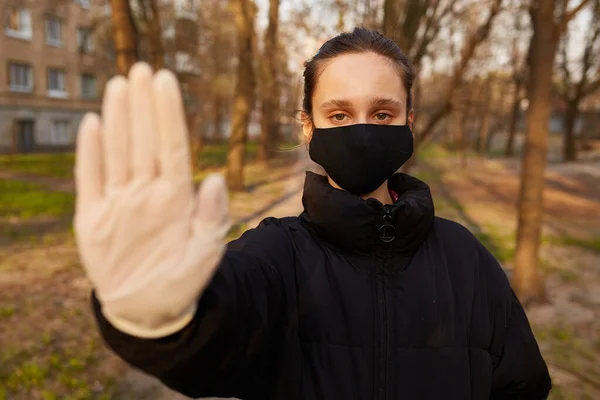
[75,28,551,399]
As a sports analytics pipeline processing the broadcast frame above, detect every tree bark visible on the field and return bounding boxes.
[455,108,469,168]
[110,0,138,75]
[148,0,164,70]
[258,0,280,163]
[189,114,203,172]
[213,98,224,144]
[383,0,399,40]
[513,0,561,304]
[478,80,492,156]
[225,0,256,191]
[563,98,579,161]
[505,77,522,157]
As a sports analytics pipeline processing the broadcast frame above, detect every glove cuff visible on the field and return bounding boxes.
[101,303,197,339]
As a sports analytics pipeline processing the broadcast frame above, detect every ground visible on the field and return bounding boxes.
[1,140,599,399]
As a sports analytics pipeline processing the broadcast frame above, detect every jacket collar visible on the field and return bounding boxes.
[301,171,435,256]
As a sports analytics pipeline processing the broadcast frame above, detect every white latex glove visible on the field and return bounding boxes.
[74,63,230,339]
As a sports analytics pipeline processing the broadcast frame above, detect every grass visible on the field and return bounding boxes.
[0,153,75,179]
[0,142,259,180]
[473,226,516,264]
[417,143,452,161]
[0,305,16,319]
[544,235,600,253]
[196,141,258,168]
[0,179,74,219]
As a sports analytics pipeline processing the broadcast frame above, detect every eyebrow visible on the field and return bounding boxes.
[320,97,404,110]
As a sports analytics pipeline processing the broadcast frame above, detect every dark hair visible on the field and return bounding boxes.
[302,27,415,117]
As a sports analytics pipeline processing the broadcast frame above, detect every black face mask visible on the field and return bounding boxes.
[309,124,414,195]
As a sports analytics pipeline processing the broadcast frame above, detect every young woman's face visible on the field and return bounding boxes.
[304,52,413,139]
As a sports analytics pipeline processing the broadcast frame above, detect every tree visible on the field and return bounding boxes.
[477,77,493,156]
[505,13,529,157]
[382,0,456,171]
[258,0,281,162]
[512,0,592,304]
[110,0,139,75]
[225,0,257,191]
[419,0,504,145]
[137,0,164,70]
[557,0,600,162]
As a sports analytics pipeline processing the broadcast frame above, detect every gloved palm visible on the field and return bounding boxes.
[74,63,230,338]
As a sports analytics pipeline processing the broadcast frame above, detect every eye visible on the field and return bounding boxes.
[375,113,391,121]
[333,114,347,121]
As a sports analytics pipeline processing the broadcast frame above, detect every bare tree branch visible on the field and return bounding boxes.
[420,0,504,144]
[561,0,593,31]
[559,35,572,97]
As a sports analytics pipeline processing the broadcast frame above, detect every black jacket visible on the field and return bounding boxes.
[93,172,551,400]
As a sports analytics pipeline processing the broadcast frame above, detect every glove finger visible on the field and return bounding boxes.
[194,174,230,232]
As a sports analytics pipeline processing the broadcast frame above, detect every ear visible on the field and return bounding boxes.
[407,109,415,131]
[301,112,314,143]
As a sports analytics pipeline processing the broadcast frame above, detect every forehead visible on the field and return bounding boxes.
[313,52,406,106]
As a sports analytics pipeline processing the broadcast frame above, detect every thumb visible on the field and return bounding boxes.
[193,174,230,235]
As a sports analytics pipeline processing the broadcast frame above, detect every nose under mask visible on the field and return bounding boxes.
[309,123,414,195]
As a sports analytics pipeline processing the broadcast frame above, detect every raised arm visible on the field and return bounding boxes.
[93,219,291,399]
[74,63,289,398]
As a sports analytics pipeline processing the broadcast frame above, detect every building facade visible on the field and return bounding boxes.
[0,0,207,153]
[0,0,112,153]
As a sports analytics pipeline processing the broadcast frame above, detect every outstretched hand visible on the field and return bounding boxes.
[74,63,230,338]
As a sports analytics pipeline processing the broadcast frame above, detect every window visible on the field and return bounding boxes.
[74,0,91,8]
[77,27,94,53]
[9,63,33,93]
[51,120,70,146]
[175,0,197,20]
[80,74,96,99]
[45,17,63,46]
[47,68,67,98]
[4,8,32,40]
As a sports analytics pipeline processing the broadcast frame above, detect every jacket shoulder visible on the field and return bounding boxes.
[431,217,511,290]
[432,217,480,247]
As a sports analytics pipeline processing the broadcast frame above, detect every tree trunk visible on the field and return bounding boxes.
[505,77,523,157]
[513,0,561,304]
[383,0,399,40]
[258,0,280,163]
[110,0,138,75]
[455,107,469,168]
[563,98,579,161]
[213,98,224,144]
[478,80,492,156]
[148,0,164,70]
[226,0,256,191]
[189,114,203,172]
[401,75,421,173]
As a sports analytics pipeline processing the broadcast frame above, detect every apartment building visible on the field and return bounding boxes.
[0,0,111,153]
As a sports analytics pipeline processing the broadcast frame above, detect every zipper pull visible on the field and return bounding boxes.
[379,205,396,243]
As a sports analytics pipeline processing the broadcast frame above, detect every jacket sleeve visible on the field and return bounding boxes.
[91,218,291,399]
[477,242,552,400]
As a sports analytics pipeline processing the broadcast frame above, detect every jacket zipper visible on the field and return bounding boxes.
[376,205,395,400]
